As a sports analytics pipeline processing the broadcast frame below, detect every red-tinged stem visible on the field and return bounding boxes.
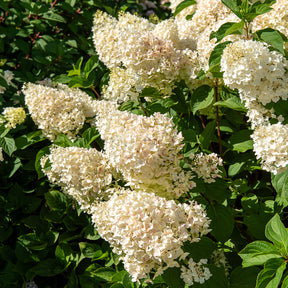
[91,86,101,99]
[199,114,206,129]
[51,0,57,9]
[215,79,223,157]
[138,97,148,116]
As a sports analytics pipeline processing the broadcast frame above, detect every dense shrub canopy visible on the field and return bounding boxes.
[1,1,288,288]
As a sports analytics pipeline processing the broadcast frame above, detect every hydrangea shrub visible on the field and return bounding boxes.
[1,0,288,287]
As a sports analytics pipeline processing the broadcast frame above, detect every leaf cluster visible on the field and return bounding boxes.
[1,0,288,287]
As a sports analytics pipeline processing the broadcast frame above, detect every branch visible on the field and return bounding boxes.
[114,0,122,17]
[138,97,148,116]
[214,79,222,157]
[91,86,101,99]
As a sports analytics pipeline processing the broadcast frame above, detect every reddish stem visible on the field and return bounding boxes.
[91,86,101,99]
[215,79,223,157]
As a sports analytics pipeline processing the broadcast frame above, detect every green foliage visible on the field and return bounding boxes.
[173,0,196,17]
[1,0,288,287]
[221,0,275,22]
[239,215,288,288]
[254,28,287,55]
[208,41,232,77]
[210,21,245,43]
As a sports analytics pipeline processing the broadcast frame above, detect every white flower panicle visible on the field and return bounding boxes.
[92,11,198,97]
[244,100,274,129]
[91,188,211,282]
[41,146,113,212]
[180,259,212,286]
[252,0,288,38]
[221,39,288,106]
[23,82,98,141]
[92,10,154,69]
[189,153,223,183]
[1,107,26,128]
[93,102,195,199]
[251,123,288,175]
[102,68,143,102]
[172,0,237,72]
[172,0,232,40]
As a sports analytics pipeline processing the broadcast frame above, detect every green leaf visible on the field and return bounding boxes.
[265,214,288,256]
[192,179,228,203]
[0,75,8,88]
[111,270,128,283]
[30,258,67,277]
[7,157,21,178]
[191,85,214,114]
[173,0,196,17]
[79,242,102,259]
[15,130,44,149]
[214,96,246,112]
[54,74,71,83]
[42,12,67,23]
[81,127,100,147]
[208,41,232,77]
[83,223,100,241]
[45,190,67,211]
[0,126,10,137]
[0,0,9,10]
[206,265,229,288]
[228,129,253,152]
[22,196,42,214]
[256,258,286,288]
[35,146,50,179]
[240,0,249,16]
[199,120,217,150]
[55,243,74,263]
[271,170,288,209]
[54,134,74,147]
[68,57,83,76]
[139,87,161,99]
[244,211,274,241]
[6,183,24,211]
[281,274,288,288]
[15,241,40,264]
[84,56,99,78]
[67,270,79,288]
[89,267,116,282]
[122,273,134,288]
[255,28,287,55]
[0,136,17,156]
[182,129,197,143]
[18,233,47,251]
[241,194,258,213]
[110,284,124,288]
[210,21,244,43]
[182,237,216,261]
[207,204,234,242]
[162,267,185,288]
[228,162,245,177]
[221,0,242,19]
[239,241,282,267]
[230,266,261,288]
[68,76,91,88]
[247,0,276,22]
